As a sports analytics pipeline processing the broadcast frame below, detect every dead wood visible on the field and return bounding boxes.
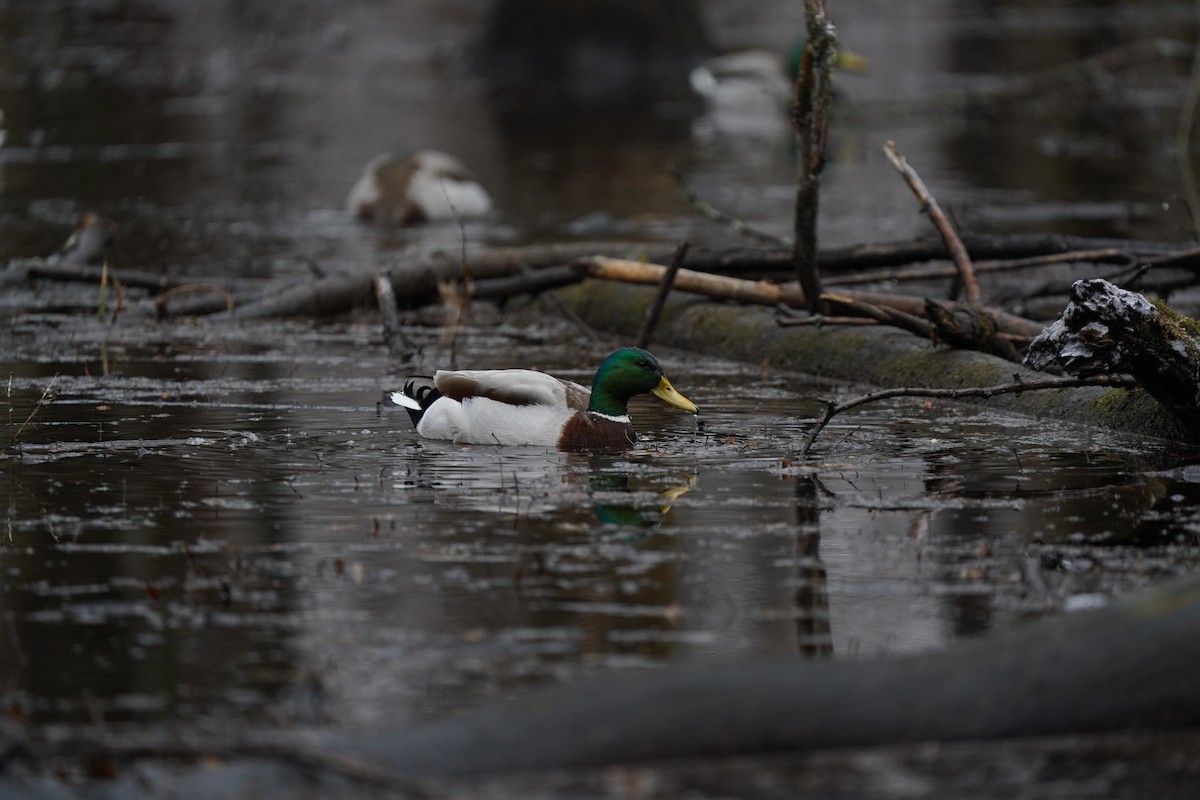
[826,248,1134,288]
[799,374,1137,458]
[816,292,933,339]
[153,284,235,319]
[925,299,1022,361]
[574,255,801,307]
[227,268,378,319]
[573,255,1047,342]
[680,234,1194,280]
[19,261,175,293]
[636,241,688,349]
[223,242,666,319]
[790,0,838,314]
[1025,278,1200,425]
[884,140,982,305]
[470,265,582,300]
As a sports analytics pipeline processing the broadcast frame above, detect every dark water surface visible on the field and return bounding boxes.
[3,318,1200,736]
[3,0,1200,793]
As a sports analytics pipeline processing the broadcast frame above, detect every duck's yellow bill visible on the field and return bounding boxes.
[652,377,699,414]
[837,49,870,74]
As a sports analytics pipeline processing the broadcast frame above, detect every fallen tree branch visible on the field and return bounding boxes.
[224,242,670,319]
[572,255,1047,340]
[818,291,933,339]
[825,248,1135,288]
[470,265,582,300]
[153,284,236,318]
[925,298,1022,361]
[799,374,1137,458]
[18,261,176,293]
[884,140,982,304]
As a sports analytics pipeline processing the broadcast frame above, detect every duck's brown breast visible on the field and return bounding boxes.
[557,412,636,452]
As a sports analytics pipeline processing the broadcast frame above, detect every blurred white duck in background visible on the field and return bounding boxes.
[689,39,868,140]
[347,150,493,225]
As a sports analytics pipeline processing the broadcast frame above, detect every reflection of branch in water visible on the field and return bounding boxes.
[793,475,832,657]
[4,376,58,453]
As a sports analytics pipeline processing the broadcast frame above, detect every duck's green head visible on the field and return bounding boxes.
[589,347,699,418]
[786,37,870,80]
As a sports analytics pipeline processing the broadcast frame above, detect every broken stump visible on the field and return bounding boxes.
[1025,278,1200,426]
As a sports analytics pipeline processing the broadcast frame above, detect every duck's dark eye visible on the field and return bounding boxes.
[635,360,651,370]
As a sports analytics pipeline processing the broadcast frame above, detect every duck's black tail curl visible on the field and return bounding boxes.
[387,377,441,427]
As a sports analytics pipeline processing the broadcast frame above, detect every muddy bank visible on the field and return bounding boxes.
[544,279,1197,445]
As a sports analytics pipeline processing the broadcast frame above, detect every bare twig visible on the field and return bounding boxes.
[636,241,689,349]
[4,376,59,453]
[826,248,1133,288]
[1110,244,1200,290]
[883,140,982,305]
[820,291,933,339]
[996,37,1195,101]
[791,0,838,314]
[1176,25,1200,239]
[799,374,1137,458]
[669,166,791,246]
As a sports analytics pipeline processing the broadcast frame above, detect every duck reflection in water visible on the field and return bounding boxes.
[588,468,698,531]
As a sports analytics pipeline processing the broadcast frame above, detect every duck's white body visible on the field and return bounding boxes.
[689,51,793,140]
[348,151,493,225]
[690,51,792,111]
[392,368,604,447]
[389,348,697,452]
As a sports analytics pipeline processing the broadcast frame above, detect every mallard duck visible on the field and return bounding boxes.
[347,150,493,225]
[390,347,698,451]
[689,41,868,137]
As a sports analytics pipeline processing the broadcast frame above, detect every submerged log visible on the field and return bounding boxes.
[340,574,1200,777]
[1025,279,1200,425]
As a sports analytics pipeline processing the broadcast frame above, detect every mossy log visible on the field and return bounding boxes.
[1026,279,1200,426]
[543,278,1196,444]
